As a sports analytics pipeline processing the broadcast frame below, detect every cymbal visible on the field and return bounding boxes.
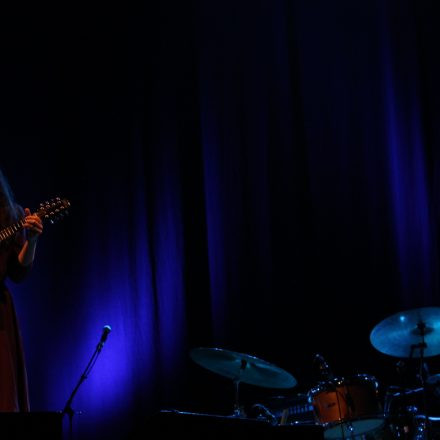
[370,307,440,358]
[190,347,297,389]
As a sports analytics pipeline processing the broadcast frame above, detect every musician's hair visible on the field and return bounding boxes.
[0,169,20,226]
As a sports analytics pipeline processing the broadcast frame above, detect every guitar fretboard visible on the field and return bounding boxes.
[0,218,27,243]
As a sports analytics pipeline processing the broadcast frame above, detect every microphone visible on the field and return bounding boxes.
[98,325,112,348]
[314,354,333,381]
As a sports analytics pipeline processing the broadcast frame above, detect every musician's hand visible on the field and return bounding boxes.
[23,208,43,242]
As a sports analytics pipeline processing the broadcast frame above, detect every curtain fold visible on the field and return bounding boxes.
[2,1,440,438]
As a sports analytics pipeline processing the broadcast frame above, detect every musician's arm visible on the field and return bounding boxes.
[18,208,43,267]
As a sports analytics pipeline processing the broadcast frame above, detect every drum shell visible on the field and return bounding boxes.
[308,374,381,425]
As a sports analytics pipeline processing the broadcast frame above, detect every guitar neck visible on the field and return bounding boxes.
[0,197,70,245]
[0,218,27,244]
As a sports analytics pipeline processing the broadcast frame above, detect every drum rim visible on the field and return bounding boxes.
[322,414,386,427]
[323,416,386,436]
[308,373,379,397]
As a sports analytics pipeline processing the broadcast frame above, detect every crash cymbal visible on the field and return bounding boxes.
[370,307,440,358]
[190,347,297,389]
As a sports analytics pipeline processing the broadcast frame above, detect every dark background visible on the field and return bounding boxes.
[2,0,440,438]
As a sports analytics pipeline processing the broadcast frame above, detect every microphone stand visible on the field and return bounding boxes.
[62,337,108,440]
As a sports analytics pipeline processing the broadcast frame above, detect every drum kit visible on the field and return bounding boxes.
[189,307,440,439]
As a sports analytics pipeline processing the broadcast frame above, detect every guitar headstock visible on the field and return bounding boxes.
[36,197,71,224]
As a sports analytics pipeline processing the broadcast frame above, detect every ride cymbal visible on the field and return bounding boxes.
[190,347,297,389]
[370,307,440,358]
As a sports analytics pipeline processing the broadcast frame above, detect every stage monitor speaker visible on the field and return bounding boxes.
[0,411,64,440]
[144,410,325,439]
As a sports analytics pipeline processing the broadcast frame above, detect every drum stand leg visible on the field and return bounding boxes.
[232,379,246,417]
[231,359,248,417]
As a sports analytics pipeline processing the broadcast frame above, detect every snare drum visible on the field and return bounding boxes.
[308,374,386,439]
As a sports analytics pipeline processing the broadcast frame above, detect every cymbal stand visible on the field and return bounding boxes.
[388,360,418,438]
[232,359,247,417]
[410,321,430,439]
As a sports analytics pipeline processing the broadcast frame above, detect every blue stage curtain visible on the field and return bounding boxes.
[2,0,440,438]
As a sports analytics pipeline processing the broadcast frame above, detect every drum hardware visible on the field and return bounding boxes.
[314,353,335,382]
[262,393,315,425]
[412,414,430,440]
[189,347,297,418]
[384,387,419,439]
[412,339,431,439]
[384,382,440,439]
[249,403,279,425]
[385,362,432,438]
[370,307,440,439]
